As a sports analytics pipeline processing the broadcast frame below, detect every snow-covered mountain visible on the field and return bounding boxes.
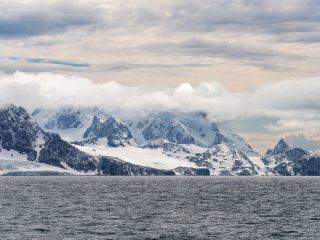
[32,107,263,175]
[31,107,110,142]
[1,105,204,176]
[81,116,133,147]
[262,139,320,176]
[3,105,320,176]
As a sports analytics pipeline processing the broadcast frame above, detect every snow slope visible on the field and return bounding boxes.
[74,144,198,170]
[0,149,97,176]
[0,159,74,176]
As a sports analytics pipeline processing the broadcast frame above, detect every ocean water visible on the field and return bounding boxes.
[1,177,320,240]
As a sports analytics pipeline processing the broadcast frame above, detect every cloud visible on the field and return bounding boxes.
[266,119,320,132]
[94,62,212,72]
[146,39,275,60]
[281,130,320,152]
[95,0,320,42]
[1,72,320,124]
[0,58,91,74]
[0,57,210,74]
[1,0,320,85]
[0,0,101,38]
[3,0,320,41]
[144,38,304,71]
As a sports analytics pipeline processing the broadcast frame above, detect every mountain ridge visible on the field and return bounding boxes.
[4,105,320,176]
[1,105,207,176]
[32,107,262,175]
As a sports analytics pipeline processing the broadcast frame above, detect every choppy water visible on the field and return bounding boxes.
[1,177,320,239]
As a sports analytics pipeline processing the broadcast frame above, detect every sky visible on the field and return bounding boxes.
[1,0,320,153]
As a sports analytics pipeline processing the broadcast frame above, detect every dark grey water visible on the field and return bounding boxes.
[1,177,320,240]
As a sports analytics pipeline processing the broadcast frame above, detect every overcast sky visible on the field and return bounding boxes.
[1,0,320,152]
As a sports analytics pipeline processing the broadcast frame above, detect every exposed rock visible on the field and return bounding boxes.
[0,105,41,160]
[98,156,175,176]
[82,116,132,147]
[39,133,97,172]
[263,139,320,176]
[265,139,290,156]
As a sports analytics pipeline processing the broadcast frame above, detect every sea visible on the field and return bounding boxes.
[1,176,320,239]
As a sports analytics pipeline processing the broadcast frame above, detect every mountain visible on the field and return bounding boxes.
[32,107,110,142]
[33,108,263,175]
[265,139,290,156]
[0,104,97,172]
[126,111,228,147]
[262,139,320,176]
[125,111,261,175]
[29,106,320,176]
[7,105,320,176]
[81,116,133,147]
[1,105,203,176]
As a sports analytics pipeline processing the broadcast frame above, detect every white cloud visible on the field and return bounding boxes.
[1,72,320,125]
[1,0,320,88]
[281,130,320,152]
[266,119,320,132]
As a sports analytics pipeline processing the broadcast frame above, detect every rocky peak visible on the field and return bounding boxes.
[0,104,43,160]
[266,139,290,156]
[1,104,32,121]
[83,116,133,147]
[83,116,103,139]
[0,105,98,172]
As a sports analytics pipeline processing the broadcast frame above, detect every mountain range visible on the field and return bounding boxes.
[1,104,320,176]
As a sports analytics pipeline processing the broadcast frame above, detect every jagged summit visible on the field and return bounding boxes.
[0,104,43,161]
[4,105,320,176]
[82,116,132,147]
[1,104,32,120]
[266,139,290,156]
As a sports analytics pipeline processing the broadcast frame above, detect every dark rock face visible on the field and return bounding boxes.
[231,160,257,176]
[83,116,101,140]
[98,156,175,176]
[38,133,97,172]
[0,105,41,161]
[211,123,228,145]
[293,156,320,176]
[83,116,132,147]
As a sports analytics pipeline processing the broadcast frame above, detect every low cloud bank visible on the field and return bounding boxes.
[0,72,320,125]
